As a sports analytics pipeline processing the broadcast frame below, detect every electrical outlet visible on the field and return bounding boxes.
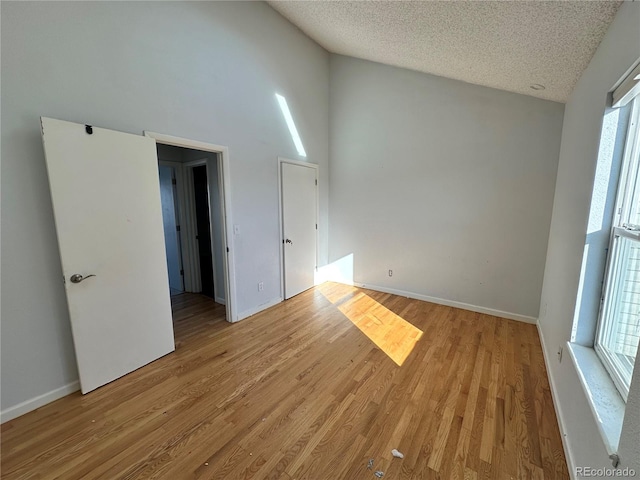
[557,346,563,363]
[258,282,264,292]
[388,269,393,277]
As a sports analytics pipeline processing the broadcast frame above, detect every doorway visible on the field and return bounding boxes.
[151,134,237,323]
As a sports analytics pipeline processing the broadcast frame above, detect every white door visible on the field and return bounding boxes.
[41,117,175,394]
[281,161,318,299]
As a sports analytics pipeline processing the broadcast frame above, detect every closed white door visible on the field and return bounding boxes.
[281,161,318,299]
[41,117,175,394]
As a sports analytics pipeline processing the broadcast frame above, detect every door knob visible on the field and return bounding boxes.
[70,274,96,284]
[285,239,293,245]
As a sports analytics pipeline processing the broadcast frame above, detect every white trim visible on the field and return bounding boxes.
[145,132,228,153]
[1,381,80,424]
[145,131,238,322]
[237,297,283,321]
[277,159,285,299]
[566,343,624,456]
[347,281,538,324]
[537,323,577,480]
[278,157,319,301]
[215,297,227,305]
[218,146,235,320]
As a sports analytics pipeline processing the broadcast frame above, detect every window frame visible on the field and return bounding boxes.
[595,97,640,402]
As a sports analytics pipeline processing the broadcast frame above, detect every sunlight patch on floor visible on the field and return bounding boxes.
[318,282,423,366]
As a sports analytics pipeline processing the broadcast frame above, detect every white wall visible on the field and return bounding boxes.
[329,55,564,320]
[537,1,640,474]
[0,1,329,414]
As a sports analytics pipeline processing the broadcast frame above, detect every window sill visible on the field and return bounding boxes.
[567,342,625,455]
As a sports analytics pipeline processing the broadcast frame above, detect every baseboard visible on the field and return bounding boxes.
[236,297,283,322]
[215,297,226,306]
[536,322,576,480]
[1,380,80,424]
[351,282,538,324]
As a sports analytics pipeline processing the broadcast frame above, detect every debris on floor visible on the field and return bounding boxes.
[367,458,374,470]
[391,449,404,459]
[374,471,385,478]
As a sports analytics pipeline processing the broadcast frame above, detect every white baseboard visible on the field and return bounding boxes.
[215,297,226,306]
[1,380,80,424]
[236,297,283,322]
[351,282,538,324]
[536,322,576,480]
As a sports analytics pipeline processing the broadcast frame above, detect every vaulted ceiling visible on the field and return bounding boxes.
[268,1,622,103]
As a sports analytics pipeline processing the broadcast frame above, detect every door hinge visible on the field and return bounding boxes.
[180,269,184,276]
[226,247,230,253]
[315,223,317,229]
[315,179,317,186]
[176,225,181,232]
[172,178,177,185]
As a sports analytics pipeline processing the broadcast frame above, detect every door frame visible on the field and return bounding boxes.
[182,158,222,304]
[278,157,319,300]
[146,131,237,323]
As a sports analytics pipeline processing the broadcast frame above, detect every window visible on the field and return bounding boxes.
[596,95,640,401]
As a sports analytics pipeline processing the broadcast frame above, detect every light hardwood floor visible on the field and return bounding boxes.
[1,282,569,480]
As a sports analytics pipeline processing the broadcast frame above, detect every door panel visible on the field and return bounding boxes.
[282,162,317,299]
[41,117,175,394]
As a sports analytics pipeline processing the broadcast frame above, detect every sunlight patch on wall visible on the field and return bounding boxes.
[276,93,306,157]
[315,253,354,286]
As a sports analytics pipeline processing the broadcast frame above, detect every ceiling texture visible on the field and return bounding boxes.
[268,1,622,103]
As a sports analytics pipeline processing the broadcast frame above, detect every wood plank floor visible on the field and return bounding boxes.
[1,282,569,480]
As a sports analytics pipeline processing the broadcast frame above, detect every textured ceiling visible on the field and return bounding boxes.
[268,1,622,103]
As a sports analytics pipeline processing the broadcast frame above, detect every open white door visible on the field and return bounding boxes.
[281,160,318,299]
[41,117,175,394]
